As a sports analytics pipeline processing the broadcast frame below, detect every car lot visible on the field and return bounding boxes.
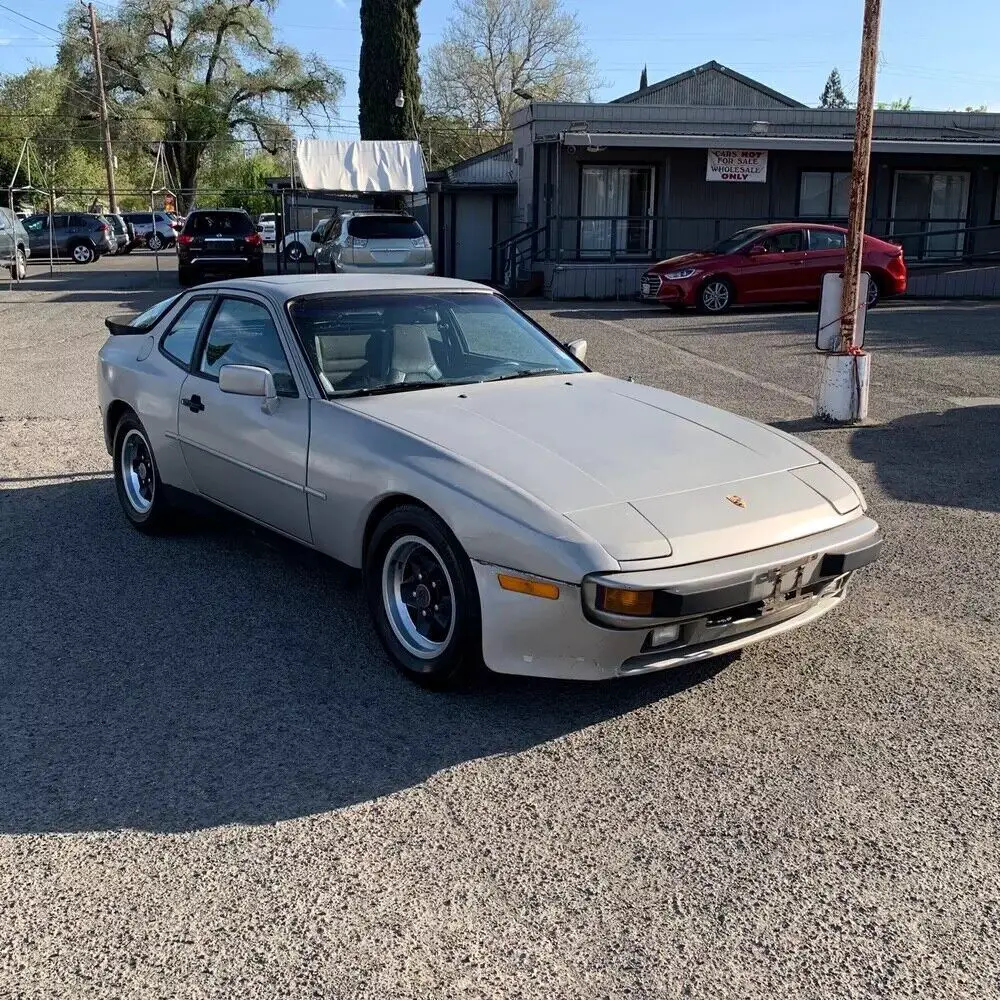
[2,254,999,998]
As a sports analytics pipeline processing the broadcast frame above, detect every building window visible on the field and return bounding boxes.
[799,171,851,218]
[579,165,655,255]
[891,171,970,258]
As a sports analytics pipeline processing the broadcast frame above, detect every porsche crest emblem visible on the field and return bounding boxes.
[726,494,747,509]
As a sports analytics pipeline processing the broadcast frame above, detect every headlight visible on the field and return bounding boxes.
[663,267,698,280]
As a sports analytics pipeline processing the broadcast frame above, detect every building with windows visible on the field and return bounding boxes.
[490,61,1000,297]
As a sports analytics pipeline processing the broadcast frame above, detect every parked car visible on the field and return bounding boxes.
[97,274,881,688]
[279,217,328,263]
[313,213,434,276]
[0,207,30,279]
[91,213,130,254]
[257,212,277,244]
[121,211,181,251]
[640,223,908,313]
[176,208,264,285]
[20,212,116,264]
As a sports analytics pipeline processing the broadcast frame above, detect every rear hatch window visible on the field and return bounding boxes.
[186,212,254,236]
[348,216,425,240]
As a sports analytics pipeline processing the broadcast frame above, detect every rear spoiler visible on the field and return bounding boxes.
[105,316,144,336]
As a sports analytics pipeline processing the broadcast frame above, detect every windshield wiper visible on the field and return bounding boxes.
[339,379,478,398]
[483,368,564,382]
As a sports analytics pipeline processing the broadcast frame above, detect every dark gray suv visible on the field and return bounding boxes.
[21,213,117,264]
[0,207,30,279]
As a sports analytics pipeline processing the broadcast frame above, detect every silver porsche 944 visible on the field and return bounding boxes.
[97,275,881,687]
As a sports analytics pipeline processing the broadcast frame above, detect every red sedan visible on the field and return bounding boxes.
[640,223,907,314]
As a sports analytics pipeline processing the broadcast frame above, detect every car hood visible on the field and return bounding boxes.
[346,374,861,565]
[648,252,717,273]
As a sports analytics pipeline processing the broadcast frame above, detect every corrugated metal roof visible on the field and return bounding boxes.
[440,144,516,186]
[613,61,806,109]
[514,101,1000,145]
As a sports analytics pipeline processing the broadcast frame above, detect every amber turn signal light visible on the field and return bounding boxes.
[596,585,655,616]
[497,573,560,600]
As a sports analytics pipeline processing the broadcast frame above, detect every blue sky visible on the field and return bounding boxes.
[1,0,998,135]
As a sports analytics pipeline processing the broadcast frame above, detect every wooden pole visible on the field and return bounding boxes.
[83,2,118,215]
[839,0,882,350]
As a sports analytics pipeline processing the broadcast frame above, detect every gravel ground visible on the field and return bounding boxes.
[1,255,999,999]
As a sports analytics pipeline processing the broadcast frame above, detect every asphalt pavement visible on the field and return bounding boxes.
[1,253,999,999]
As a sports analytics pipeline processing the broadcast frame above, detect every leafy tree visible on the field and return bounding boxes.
[421,112,505,169]
[819,68,851,108]
[56,0,344,208]
[359,0,422,141]
[876,97,912,110]
[639,65,648,90]
[424,0,600,135]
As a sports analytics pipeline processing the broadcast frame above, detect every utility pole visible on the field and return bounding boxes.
[83,1,118,215]
[815,0,881,423]
[839,0,881,349]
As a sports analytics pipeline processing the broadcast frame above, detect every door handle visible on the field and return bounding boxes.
[182,394,205,413]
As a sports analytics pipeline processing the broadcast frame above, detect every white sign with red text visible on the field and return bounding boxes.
[706,149,768,183]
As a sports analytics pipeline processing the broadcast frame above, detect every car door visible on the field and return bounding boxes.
[746,228,809,301]
[803,228,847,298]
[175,293,312,541]
[22,215,50,255]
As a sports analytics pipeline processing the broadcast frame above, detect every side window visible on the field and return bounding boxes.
[198,298,296,395]
[762,230,804,252]
[808,229,846,251]
[70,214,88,228]
[161,297,212,368]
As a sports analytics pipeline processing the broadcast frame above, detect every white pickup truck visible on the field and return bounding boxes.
[256,213,277,245]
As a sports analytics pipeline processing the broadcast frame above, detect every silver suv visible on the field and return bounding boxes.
[313,213,433,276]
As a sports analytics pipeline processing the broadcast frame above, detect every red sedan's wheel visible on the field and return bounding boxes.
[698,278,734,314]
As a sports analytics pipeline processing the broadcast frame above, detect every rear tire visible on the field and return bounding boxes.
[70,242,96,265]
[112,411,172,534]
[8,247,26,280]
[364,505,483,690]
[865,272,880,308]
[147,233,165,252]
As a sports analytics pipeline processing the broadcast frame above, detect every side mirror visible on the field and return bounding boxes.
[310,230,322,242]
[219,364,279,414]
[747,243,767,257]
[567,338,587,363]
[256,224,264,232]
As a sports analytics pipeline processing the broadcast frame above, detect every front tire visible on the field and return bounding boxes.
[112,412,171,534]
[364,505,482,689]
[284,241,307,263]
[697,277,733,314]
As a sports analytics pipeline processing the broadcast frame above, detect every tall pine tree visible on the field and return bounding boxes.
[639,65,648,90]
[359,0,422,140]
[819,68,850,108]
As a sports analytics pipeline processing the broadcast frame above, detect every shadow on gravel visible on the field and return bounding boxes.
[851,405,1000,512]
[0,478,728,835]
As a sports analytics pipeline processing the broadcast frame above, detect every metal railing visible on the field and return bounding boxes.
[493,214,1000,285]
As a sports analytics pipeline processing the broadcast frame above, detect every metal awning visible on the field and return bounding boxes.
[560,132,1000,157]
[295,139,427,193]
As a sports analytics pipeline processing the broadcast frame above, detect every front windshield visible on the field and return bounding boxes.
[706,226,768,254]
[287,291,584,397]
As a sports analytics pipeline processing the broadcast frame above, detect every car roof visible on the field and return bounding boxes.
[199,274,493,304]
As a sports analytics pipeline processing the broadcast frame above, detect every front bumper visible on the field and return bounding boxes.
[475,515,881,681]
[640,272,700,305]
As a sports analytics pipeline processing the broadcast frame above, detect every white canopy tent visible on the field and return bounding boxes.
[294,140,426,194]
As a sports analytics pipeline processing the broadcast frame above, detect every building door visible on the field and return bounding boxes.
[454,193,494,281]
[891,171,970,259]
